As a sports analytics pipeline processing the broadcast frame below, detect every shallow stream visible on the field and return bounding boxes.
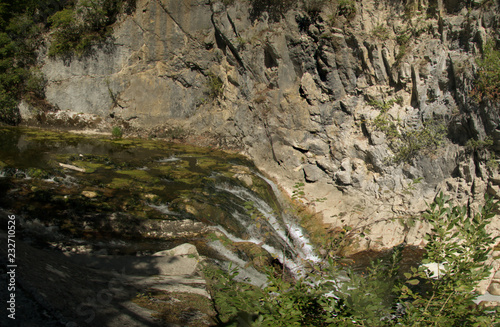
[0,126,318,280]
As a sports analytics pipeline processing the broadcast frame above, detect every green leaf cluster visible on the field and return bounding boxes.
[393,119,447,163]
[396,192,499,326]
[474,40,500,101]
[47,0,136,58]
[372,112,447,164]
[205,72,224,100]
[0,0,49,124]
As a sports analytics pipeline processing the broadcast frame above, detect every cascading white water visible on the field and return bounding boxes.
[148,203,180,216]
[211,174,321,278]
[257,174,322,263]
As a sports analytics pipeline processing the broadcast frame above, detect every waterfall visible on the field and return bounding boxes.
[210,173,320,278]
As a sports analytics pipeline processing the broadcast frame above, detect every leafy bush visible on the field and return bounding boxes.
[205,194,500,326]
[47,0,136,58]
[372,24,389,41]
[249,0,296,23]
[473,40,500,101]
[466,136,494,151]
[205,72,224,100]
[0,88,20,124]
[393,119,447,163]
[371,109,447,164]
[397,193,499,326]
[337,0,356,19]
[111,126,123,138]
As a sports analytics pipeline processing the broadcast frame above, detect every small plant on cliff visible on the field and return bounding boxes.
[393,119,447,163]
[473,40,500,101]
[465,136,494,151]
[337,0,356,19]
[372,24,389,41]
[205,72,224,100]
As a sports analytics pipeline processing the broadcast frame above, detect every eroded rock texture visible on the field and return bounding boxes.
[25,0,500,254]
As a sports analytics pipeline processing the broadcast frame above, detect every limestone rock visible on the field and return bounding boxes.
[153,243,199,258]
[81,190,98,198]
[488,282,500,296]
[303,164,325,183]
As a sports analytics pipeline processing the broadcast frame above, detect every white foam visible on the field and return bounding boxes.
[208,240,267,286]
[149,203,180,216]
[158,156,180,162]
[474,291,500,304]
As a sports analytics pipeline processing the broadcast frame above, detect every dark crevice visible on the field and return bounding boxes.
[226,12,240,38]
[264,46,279,69]
[360,122,372,144]
[298,86,313,105]
[292,145,309,154]
[316,54,328,82]
[211,13,246,71]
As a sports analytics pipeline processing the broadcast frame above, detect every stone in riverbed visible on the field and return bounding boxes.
[153,243,199,258]
[488,282,500,296]
[81,190,98,198]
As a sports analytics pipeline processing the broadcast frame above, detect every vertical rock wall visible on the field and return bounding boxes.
[32,0,500,254]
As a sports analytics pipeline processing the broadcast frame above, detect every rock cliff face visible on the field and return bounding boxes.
[25,0,500,254]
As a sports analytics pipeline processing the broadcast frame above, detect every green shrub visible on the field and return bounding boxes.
[371,109,447,164]
[473,40,500,101]
[205,72,224,100]
[372,24,389,41]
[337,0,356,19]
[393,119,447,163]
[465,136,494,151]
[47,0,136,58]
[111,126,123,138]
[25,67,46,99]
[397,193,499,326]
[0,88,20,125]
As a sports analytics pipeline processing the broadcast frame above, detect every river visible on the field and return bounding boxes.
[0,126,318,283]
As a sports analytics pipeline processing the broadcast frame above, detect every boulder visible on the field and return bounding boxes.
[303,164,326,183]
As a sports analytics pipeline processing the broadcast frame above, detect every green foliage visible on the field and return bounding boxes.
[25,67,47,99]
[474,40,500,101]
[337,0,356,19]
[396,192,499,326]
[206,193,500,326]
[395,31,411,63]
[0,88,20,124]
[249,0,296,23]
[205,72,224,100]
[0,0,47,124]
[291,182,305,201]
[393,119,447,163]
[371,109,447,164]
[0,0,136,124]
[466,136,494,151]
[372,24,389,41]
[368,97,403,112]
[111,126,123,138]
[47,0,136,58]
[487,157,499,172]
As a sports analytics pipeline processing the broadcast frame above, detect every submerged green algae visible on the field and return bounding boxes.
[0,126,283,250]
